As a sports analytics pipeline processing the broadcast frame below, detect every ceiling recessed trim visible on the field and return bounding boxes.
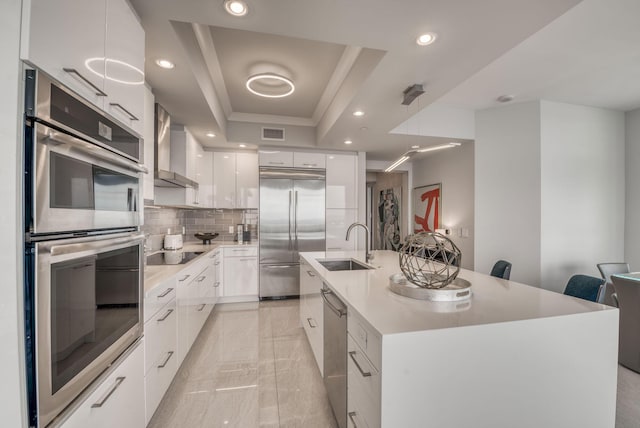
[224,0,248,16]
[228,112,315,127]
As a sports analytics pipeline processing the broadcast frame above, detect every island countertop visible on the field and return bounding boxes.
[300,249,616,336]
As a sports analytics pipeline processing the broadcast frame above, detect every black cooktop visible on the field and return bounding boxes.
[146,251,204,266]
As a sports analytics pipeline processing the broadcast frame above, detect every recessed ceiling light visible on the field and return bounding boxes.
[196,154,203,158]
[411,145,420,149]
[344,140,353,145]
[353,110,365,117]
[206,132,216,138]
[224,0,248,16]
[497,94,515,103]
[246,73,295,98]
[239,144,247,148]
[416,32,438,46]
[155,59,175,69]
[360,127,368,131]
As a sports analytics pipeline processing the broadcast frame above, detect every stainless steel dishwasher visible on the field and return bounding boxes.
[322,285,347,428]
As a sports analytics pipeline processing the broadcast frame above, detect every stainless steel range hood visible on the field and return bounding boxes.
[154,103,198,188]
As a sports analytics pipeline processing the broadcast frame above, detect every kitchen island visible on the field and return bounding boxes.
[299,250,618,428]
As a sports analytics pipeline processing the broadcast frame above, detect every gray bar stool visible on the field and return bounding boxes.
[597,262,630,306]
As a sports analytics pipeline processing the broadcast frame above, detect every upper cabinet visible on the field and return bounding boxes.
[293,152,326,169]
[213,152,259,209]
[142,85,155,202]
[259,150,293,168]
[197,151,214,208]
[22,0,145,135]
[326,154,357,209]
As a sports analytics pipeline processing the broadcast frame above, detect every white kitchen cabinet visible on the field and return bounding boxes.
[347,334,381,428]
[326,209,357,251]
[259,150,293,167]
[103,0,145,135]
[326,154,357,209]
[22,0,145,135]
[299,261,324,375]
[21,0,107,109]
[208,249,223,300]
[142,85,155,202]
[154,128,201,207]
[60,340,144,428]
[213,152,237,208]
[236,152,259,208]
[223,252,258,298]
[198,151,214,208]
[294,152,326,169]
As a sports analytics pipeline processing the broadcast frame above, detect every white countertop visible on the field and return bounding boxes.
[144,240,257,295]
[300,250,616,336]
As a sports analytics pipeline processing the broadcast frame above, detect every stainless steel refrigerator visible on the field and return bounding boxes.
[259,168,325,299]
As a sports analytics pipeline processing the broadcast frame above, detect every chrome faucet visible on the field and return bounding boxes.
[345,222,373,263]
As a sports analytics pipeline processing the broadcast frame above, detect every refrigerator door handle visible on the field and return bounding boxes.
[294,190,299,250]
[288,190,293,250]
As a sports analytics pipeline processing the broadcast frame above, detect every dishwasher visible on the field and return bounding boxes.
[322,285,347,428]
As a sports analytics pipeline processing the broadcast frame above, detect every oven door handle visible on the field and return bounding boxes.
[44,232,145,258]
[36,122,147,174]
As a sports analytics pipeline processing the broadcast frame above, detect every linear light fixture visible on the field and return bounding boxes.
[384,142,461,173]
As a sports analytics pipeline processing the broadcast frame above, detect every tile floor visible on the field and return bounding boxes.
[150,299,640,428]
[149,299,337,428]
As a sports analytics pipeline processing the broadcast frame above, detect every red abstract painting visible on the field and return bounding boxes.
[413,184,441,233]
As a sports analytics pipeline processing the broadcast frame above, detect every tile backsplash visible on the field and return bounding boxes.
[142,207,258,245]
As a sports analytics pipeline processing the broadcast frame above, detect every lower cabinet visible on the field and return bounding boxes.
[223,247,258,298]
[347,334,381,428]
[61,340,145,428]
[299,261,324,375]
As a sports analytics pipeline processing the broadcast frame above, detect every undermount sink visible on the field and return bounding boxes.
[317,258,374,271]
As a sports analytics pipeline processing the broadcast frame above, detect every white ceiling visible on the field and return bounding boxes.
[131,0,583,160]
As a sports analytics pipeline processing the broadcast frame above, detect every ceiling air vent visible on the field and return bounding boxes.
[262,127,285,141]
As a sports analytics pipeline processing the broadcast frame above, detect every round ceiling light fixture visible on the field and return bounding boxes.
[206,132,216,138]
[416,32,438,46]
[156,59,175,69]
[246,73,295,98]
[224,0,248,16]
[353,110,365,117]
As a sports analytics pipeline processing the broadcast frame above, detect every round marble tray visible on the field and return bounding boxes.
[389,273,472,301]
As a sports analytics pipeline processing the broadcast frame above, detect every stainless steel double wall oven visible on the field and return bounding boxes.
[23,69,146,427]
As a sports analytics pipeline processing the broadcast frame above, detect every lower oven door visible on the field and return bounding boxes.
[35,231,144,426]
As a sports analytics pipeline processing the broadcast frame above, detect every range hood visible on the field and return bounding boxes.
[154,103,198,189]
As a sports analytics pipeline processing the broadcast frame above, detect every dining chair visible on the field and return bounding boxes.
[611,274,640,373]
[597,262,630,306]
[490,260,512,280]
[563,274,604,302]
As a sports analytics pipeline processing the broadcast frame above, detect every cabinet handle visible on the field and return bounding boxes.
[109,103,139,121]
[348,412,359,427]
[269,161,284,165]
[209,254,216,259]
[157,351,174,369]
[214,261,221,265]
[196,303,206,312]
[307,318,316,328]
[63,68,107,96]
[348,351,372,377]
[157,308,174,322]
[239,258,255,261]
[232,249,249,252]
[157,287,174,298]
[91,376,125,408]
[214,281,220,287]
[306,270,316,277]
[196,275,206,282]
[303,163,317,167]
[179,274,191,282]
[327,247,341,250]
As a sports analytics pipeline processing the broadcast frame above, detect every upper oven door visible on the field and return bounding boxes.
[30,121,145,234]
[35,231,144,427]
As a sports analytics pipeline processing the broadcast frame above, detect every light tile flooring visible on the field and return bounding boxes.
[150,299,640,428]
[149,299,337,428]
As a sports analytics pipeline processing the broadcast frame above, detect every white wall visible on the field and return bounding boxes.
[0,0,27,426]
[475,101,542,286]
[412,142,475,269]
[540,101,625,292]
[625,108,640,270]
[391,103,475,140]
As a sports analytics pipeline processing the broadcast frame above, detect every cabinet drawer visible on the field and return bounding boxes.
[347,310,382,371]
[144,348,177,425]
[348,335,381,428]
[60,340,145,428]
[259,150,293,167]
[144,298,177,375]
[293,152,326,169]
[223,246,258,257]
[144,277,176,323]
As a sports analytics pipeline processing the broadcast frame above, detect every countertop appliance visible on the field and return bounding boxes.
[322,286,347,428]
[163,233,183,250]
[259,168,325,299]
[23,69,145,427]
[146,251,203,265]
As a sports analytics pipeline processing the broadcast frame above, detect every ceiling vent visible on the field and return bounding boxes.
[262,127,285,141]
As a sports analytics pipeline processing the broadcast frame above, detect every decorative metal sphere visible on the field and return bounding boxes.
[399,232,462,289]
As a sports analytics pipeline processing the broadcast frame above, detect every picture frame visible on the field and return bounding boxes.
[413,183,441,233]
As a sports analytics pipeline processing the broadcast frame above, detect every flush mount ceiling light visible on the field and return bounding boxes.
[246,73,295,98]
[155,59,175,69]
[385,143,461,173]
[206,132,216,138]
[353,110,365,117]
[224,0,248,16]
[344,140,353,145]
[416,32,438,46]
[239,144,247,148]
[85,57,144,85]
